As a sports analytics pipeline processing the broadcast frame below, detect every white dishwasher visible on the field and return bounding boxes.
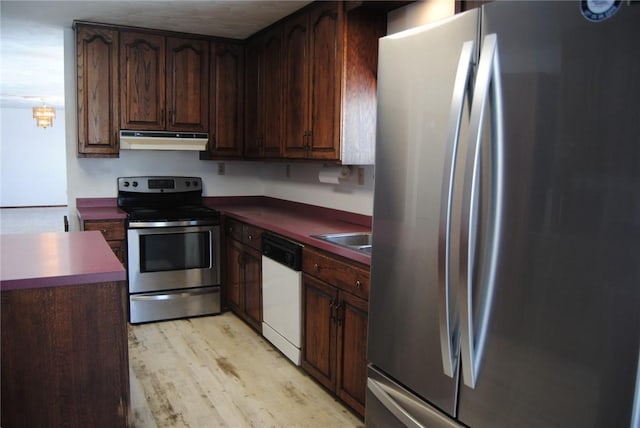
[261,232,304,365]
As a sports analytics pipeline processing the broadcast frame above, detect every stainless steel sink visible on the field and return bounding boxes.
[312,232,372,255]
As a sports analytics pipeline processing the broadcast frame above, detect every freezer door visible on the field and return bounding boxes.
[456,2,640,427]
[368,9,479,418]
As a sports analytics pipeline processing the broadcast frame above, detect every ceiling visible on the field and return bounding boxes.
[0,1,311,109]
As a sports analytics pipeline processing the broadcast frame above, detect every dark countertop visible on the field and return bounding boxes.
[77,197,127,221]
[0,231,126,291]
[209,201,372,266]
[76,196,372,266]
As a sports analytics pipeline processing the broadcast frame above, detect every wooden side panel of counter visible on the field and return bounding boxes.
[1,280,129,428]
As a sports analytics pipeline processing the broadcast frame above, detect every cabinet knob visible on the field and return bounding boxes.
[248,234,253,240]
[356,280,362,289]
[314,263,320,272]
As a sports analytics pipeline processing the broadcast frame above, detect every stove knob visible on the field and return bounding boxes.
[185,181,191,187]
[192,180,199,187]
[123,181,130,187]
[132,181,138,187]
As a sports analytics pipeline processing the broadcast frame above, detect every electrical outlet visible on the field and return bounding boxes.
[217,162,225,175]
[358,167,365,185]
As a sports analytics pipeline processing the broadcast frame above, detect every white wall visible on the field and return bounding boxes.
[1,106,67,206]
[262,163,374,215]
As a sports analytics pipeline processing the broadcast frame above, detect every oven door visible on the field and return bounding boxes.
[127,224,220,293]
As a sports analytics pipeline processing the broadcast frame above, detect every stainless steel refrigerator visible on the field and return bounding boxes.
[366,2,640,427]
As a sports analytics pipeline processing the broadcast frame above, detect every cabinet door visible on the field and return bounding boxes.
[283,12,310,159]
[76,26,119,157]
[336,290,368,416]
[261,26,284,158]
[302,273,338,391]
[166,37,209,132]
[243,38,262,158]
[226,239,244,314]
[245,25,284,159]
[120,32,166,130]
[308,1,341,160]
[206,41,244,158]
[243,246,262,332]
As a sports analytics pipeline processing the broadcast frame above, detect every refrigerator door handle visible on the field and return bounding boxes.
[438,39,475,378]
[459,33,504,389]
[367,375,465,428]
[367,378,424,428]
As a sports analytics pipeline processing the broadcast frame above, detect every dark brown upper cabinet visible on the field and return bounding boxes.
[244,24,284,159]
[200,40,244,159]
[282,1,386,164]
[75,1,391,160]
[283,3,329,160]
[120,31,209,132]
[167,37,209,131]
[76,24,120,157]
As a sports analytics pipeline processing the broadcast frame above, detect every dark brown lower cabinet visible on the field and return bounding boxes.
[302,274,338,387]
[80,218,127,266]
[336,290,369,413]
[1,281,129,428]
[226,235,262,332]
[302,273,369,417]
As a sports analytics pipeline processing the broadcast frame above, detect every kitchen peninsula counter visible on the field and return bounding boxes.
[0,230,126,290]
[1,230,129,428]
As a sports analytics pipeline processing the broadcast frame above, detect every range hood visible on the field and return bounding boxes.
[119,130,208,151]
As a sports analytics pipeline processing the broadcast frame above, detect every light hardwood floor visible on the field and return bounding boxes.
[128,312,364,428]
[0,206,69,234]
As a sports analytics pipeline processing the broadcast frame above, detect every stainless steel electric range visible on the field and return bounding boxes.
[117,176,221,324]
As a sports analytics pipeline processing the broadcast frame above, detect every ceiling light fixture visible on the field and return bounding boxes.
[33,103,56,128]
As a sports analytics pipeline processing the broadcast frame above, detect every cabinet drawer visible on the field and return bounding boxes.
[225,218,244,242]
[83,220,125,241]
[303,247,370,300]
[243,224,263,250]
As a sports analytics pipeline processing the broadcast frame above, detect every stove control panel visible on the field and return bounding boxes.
[118,176,202,193]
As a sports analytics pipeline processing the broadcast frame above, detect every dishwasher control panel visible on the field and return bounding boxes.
[262,232,303,271]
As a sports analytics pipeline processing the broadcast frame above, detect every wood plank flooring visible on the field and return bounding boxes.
[128,312,364,428]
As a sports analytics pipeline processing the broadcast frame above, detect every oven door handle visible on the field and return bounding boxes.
[130,288,219,301]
